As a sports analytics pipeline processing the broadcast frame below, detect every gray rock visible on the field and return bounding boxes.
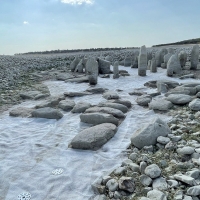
[138,45,147,76]
[71,102,91,113]
[189,99,200,111]
[106,179,118,192]
[150,58,157,73]
[108,99,131,108]
[178,51,187,68]
[177,146,195,155]
[114,167,126,176]
[166,94,192,105]
[149,99,173,111]
[64,91,92,97]
[131,117,171,149]
[145,164,161,179]
[191,45,199,70]
[56,73,74,81]
[9,107,34,117]
[179,74,195,80]
[164,53,173,67]
[147,189,167,200]
[85,106,125,118]
[98,102,128,113]
[124,56,132,67]
[139,174,152,186]
[103,91,119,100]
[157,82,168,93]
[86,87,107,94]
[187,185,200,196]
[86,58,99,85]
[31,107,63,119]
[80,113,119,126]
[157,80,179,89]
[186,169,200,179]
[136,95,152,106]
[74,59,84,73]
[157,136,170,145]
[167,180,179,188]
[167,54,182,76]
[118,177,135,193]
[20,90,44,100]
[98,58,111,74]
[58,100,75,111]
[70,123,117,150]
[65,76,89,83]
[174,174,196,186]
[152,177,168,190]
[140,161,147,174]
[70,57,80,72]
[113,61,119,79]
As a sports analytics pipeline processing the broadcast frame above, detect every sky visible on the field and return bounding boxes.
[0,0,200,55]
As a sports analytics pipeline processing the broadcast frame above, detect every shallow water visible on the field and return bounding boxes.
[0,67,198,200]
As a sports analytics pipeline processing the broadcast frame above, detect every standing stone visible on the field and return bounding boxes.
[138,45,147,76]
[191,44,199,70]
[164,53,173,68]
[113,61,119,79]
[178,51,187,68]
[167,54,182,76]
[147,60,151,70]
[105,55,113,63]
[155,49,167,67]
[132,56,138,68]
[150,58,157,73]
[98,58,111,74]
[70,57,80,72]
[124,56,132,67]
[86,58,99,85]
[75,59,84,73]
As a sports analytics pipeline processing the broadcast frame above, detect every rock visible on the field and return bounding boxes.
[71,102,91,113]
[174,174,196,186]
[58,100,75,111]
[70,57,80,72]
[106,179,118,192]
[145,164,161,179]
[157,82,168,93]
[86,87,107,94]
[157,80,179,89]
[178,51,187,68]
[149,99,173,111]
[167,54,182,76]
[56,73,75,81]
[64,91,92,97]
[147,189,167,200]
[140,161,147,174]
[164,52,173,67]
[191,45,199,70]
[139,174,152,186]
[80,113,119,126]
[98,102,128,113]
[103,91,119,100]
[118,177,135,193]
[20,90,44,100]
[177,146,195,155]
[166,94,192,105]
[70,123,117,150]
[113,61,119,79]
[98,58,111,74]
[131,117,171,149]
[179,74,195,80]
[136,95,152,106]
[86,57,99,85]
[187,185,200,196]
[189,99,200,111]
[124,56,132,67]
[74,59,84,73]
[157,136,170,145]
[9,107,34,117]
[167,180,179,188]
[150,58,157,72]
[138,45,147,76]
[152,177,168,190]
[114,167,126,175]
[85,106,125,118]
[186,169,200,179]
[109,99,132,108]
[65,76,89,83]
[31,107,63,119]
[105,55,112,63]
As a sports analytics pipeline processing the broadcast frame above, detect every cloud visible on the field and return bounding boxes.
[23,21,29,25]
[60,0,94,5]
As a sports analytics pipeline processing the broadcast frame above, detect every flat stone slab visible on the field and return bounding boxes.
[102,91,119,100]
[149,99,173,111]
[9,107,34,118]
[174,174,196,186]
[70,123,117,150]
[65,76,89,83]
[58,100,75,111]
[71,102,91,113]
[108,99,132,108]
[86,87,108,94]
[31,107,63,120]
[20,91,44,100]
[80,112,119,126]
[56,73,75,81]
[98,102,128,113]
[136,95,152,106]
[64,91,92,97]
[85,106,125,118]
[166,94,192,105]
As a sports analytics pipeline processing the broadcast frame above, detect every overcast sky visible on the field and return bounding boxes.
[1,0,200,55]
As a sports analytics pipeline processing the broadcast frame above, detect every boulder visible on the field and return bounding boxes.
[80,112,119,126]
[74,59,84,73]
[56,73,74,81]
[178,50,187,68]
[86,57,99,85]
[98,102,128,113]
[71,102,91,113]
[145,164,161,179]
[86,87,107,94]
[98,58,111,74]
[167,54,182,76]
[150,58,157,72]
[113,61,119,79]
[103,91,119,100]
[149,99,173,111]
[131,117,171,149]
[166,94,192,105]
[147,189,167,200]
[31,107,63,119]
[85,106,125,118]
[70,57,80,72]
[20,91,44,100]
[136,95,152,106]
[189,99,200,111]
[108,99,132,108]
[124,56,132,67]
[138,45,147,76]
[65,76,89,83]
[191,44,199,70]
[9,107,34,117]
[58,100,75,111]
[64,91,92,97]
[70,123,117,150]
